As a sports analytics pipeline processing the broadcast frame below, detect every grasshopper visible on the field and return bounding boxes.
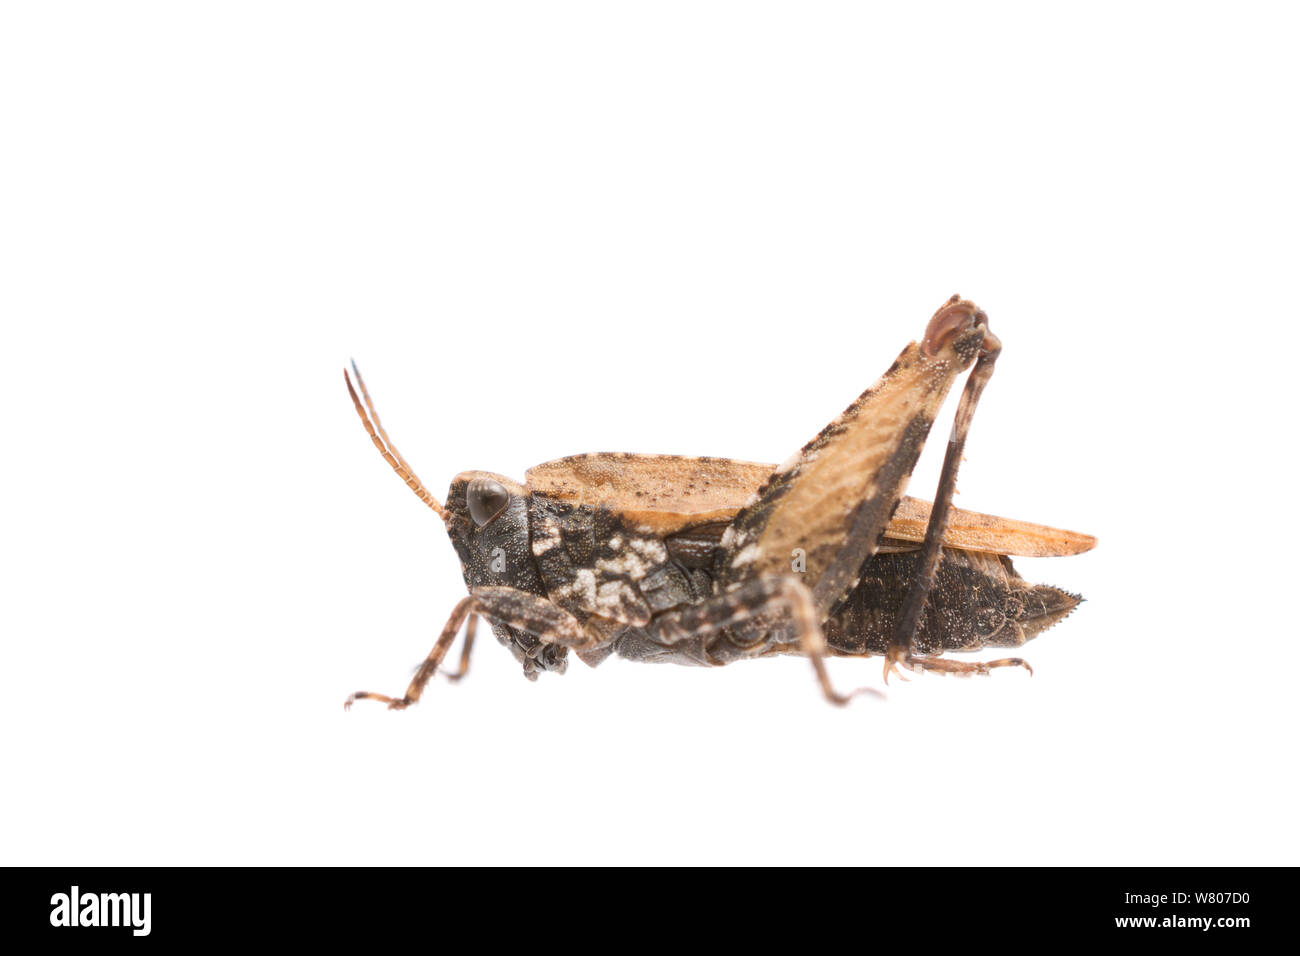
[344,295,1094,708]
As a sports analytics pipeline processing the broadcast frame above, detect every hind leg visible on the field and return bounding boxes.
[896,654,1032,678]
[882,325,1036,682]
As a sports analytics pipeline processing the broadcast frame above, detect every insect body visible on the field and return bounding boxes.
[345,296,1094,708]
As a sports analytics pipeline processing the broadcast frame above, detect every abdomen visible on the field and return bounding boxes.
[823,548,1082,656]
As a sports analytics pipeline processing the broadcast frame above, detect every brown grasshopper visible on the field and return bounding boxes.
[344,295,1094,708]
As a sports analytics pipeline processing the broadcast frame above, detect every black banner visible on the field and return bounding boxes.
[11,867,1283,944]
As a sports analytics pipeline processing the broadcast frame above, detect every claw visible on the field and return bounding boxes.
[343,690,410,711]
[882,647,911,684]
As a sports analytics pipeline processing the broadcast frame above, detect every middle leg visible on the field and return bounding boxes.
[651,575,882,706]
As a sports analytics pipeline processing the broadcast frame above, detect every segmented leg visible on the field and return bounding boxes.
[344,587,586,711]
[440,612,477,682]
[898,655,1033,678]
[715,296,993,627]
[883,327,1030,683]
[652,575,882,706]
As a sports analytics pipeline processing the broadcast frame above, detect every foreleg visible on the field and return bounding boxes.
[344,587,586,710]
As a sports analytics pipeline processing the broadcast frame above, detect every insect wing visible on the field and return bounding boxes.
[527,453,1096,558]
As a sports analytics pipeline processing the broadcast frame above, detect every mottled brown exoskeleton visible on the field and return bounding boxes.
[344,296,1094,708]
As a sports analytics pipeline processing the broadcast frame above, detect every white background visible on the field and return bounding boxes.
[3,3,1296,866]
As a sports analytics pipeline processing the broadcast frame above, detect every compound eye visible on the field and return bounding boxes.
[467,477,510,527]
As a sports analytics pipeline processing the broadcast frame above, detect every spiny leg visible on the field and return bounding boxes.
[345,587,586,711]
[715,296,994,627]
[345,595,474,711]
[654,576,882,706]
[440,612,477,682]
[883,325,1030,683]
[898,654,1033,678]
